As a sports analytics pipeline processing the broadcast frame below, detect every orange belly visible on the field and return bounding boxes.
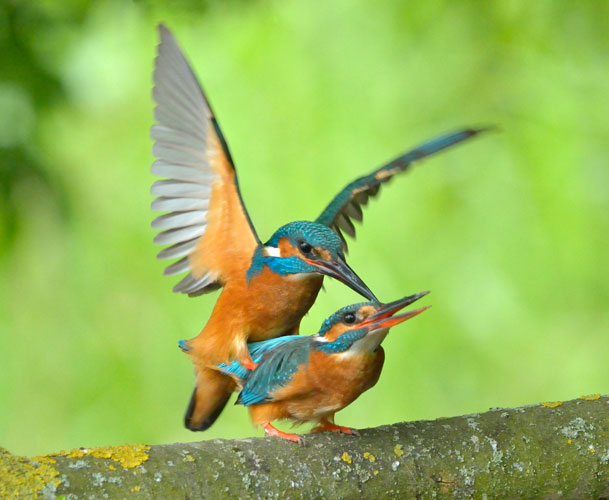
[249,348,385,426]
[188,267,323,366]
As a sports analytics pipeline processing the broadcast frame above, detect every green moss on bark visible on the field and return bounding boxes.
[3,396,609,499]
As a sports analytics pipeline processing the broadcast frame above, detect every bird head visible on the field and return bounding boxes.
[312,291,430,354]
[263,221,376,300]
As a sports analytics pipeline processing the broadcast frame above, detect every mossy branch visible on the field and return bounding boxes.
[3,395,609,499]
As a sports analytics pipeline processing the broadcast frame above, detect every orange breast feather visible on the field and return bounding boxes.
[248,348,384,425]
[189,268,323,366]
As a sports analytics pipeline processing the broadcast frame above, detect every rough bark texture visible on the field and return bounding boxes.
[3,395,609,499]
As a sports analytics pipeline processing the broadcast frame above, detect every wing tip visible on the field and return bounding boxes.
[465,124,499,138]
[158,23,172,40]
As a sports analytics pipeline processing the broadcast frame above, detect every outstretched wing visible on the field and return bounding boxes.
[151,25,260,296]
[234,336,312,406]
[316,129,485,248]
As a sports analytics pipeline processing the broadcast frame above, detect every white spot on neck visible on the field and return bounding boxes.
[263,246,281,257]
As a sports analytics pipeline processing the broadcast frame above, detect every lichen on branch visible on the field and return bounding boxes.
[3,395,609,499]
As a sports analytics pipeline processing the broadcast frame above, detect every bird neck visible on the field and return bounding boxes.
[314,328,389,355]
[313,330,367,354]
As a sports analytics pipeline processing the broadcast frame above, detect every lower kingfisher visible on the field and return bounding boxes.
[216,292,429,443]
[151,25,485,431]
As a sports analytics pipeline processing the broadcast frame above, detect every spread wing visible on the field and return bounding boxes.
[234,337,312,406]
[151,25,260,296]
[316,129,485,248]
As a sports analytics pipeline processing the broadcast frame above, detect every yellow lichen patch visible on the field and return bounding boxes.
[341,452,352,464]
[578,394,601,401]
[394,444,404,457]
[541,401,563,408]
[1,447,61,500]
[31,456,56,465]
[183,454,195,462]
[42,444,150,469]
[363,452,376,462]
[567,439,573,444]
[374,470,379,476]
[130,485,141,492]
[108,464,116,471]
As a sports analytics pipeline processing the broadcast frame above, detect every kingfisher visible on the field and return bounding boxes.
[215,292,429,443]
[151,25,484,431]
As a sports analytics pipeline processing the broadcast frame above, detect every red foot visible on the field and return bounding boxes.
[262,423,304,444]
[316,421,360,436]
[242,358,258,371]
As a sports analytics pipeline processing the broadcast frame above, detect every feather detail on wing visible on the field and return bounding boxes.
[316,128,486,249]
[218,336,306,382]
[151,25,260,296]
[228,336,312,406]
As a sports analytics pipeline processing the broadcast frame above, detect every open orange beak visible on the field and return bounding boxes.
[357,291,430,332]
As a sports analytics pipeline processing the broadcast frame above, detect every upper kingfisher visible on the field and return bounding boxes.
[217,292,429,443]
[151,25,484,431]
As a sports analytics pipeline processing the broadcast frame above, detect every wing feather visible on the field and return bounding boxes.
[316,129,486,244]
[151,196,208,212]
[153,224,207,246]
[156,238,199,260]
[236,337,312,406]
[151,211,208,230]
[151,25,260,295]
[218,336,307,383]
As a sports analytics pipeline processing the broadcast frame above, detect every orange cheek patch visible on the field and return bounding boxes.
[321,323,351,342]
[358,305,377,318]
[316,248,331,261]
[278,237,300,257]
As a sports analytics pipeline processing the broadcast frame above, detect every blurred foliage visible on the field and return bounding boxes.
[1,0,608,456]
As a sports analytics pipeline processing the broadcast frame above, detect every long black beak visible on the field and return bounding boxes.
[358,291,430,332]
[306,256,377,301]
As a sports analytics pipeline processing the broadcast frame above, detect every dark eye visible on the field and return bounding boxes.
[344,312,356,324]
[299,242,313,254]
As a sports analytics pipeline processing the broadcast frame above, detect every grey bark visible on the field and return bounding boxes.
[3,395,609,499]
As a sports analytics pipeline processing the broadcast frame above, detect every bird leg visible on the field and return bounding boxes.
[262,423,304,444]
[313,419,360,436]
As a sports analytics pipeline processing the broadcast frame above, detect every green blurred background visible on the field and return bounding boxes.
[1,0,608,457]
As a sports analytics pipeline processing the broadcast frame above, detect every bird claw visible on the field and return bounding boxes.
[315,421,359,436]
[262,423,304,445]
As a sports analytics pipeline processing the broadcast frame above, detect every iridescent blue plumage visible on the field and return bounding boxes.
[235,336,311,406]
[266,221,344,251]
[314,329,367,353]
[218,335,306,380]
[318,302,368,336]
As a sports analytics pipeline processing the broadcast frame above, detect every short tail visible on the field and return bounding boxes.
[184,367,236,431]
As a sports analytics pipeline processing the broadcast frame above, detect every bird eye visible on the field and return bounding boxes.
[299,242,313,254]
[344,312,356,324]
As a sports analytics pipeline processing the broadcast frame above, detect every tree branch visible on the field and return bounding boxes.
[4,395,609,499]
